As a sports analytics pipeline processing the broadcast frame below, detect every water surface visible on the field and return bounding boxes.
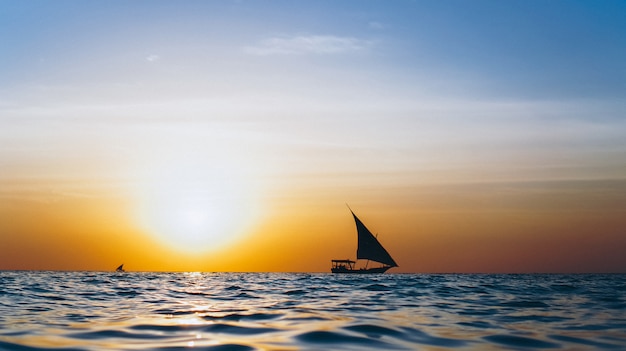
[1,272,625,350]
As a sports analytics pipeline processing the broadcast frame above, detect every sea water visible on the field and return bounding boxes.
[0,272,625,350]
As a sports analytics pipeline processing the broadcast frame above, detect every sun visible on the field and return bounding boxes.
[132,160,260,254]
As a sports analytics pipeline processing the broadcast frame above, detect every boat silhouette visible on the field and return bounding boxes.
[331,207,398,274]
[115,264,125,272]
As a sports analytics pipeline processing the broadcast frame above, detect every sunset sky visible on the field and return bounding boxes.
[1,0,625,273]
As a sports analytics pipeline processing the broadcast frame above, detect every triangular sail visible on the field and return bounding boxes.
[351,211,398,267]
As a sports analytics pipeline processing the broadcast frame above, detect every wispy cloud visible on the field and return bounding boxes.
[243,35,372,56]
[146,54,160,62]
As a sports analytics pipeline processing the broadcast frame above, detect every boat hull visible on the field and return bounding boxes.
[331,266,391,274]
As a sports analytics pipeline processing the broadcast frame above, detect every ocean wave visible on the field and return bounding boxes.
[0,272,625,350]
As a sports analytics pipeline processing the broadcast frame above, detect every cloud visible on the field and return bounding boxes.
[146,54,160,62]
[243,35,372,56]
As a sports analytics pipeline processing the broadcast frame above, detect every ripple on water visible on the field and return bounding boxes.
[151,344,255,351]
[457,320,498,329]
[283,289,307,295]
[70,329,172,340]
[484,334,561,349]
[343,323,404,339]
[130,322,279,336]
[399,327,469,348]
[296,330,400,349]
[204,312,284,322]
[362,283,392,291]
[203,323,279,335]
[549,335,623,349]
[502,300,551,308]
[151,308,196,316]
[0,340,87,351]
[130,323,207,333]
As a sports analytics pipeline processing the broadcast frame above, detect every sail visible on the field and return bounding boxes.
[351,211,398,267]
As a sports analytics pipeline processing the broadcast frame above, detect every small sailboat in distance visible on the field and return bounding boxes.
[115,264,125,272]
[331,206,398,274]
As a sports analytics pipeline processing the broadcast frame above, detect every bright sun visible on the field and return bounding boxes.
[132,159,260,254]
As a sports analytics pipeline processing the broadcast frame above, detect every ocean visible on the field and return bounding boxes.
[0,272,624,351]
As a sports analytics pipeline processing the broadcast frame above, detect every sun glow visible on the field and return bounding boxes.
[132,157,261,254]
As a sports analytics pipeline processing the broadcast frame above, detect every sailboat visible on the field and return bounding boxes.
[331,207,398,274]
[115,264,125,272]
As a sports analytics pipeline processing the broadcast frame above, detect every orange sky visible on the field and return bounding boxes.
[1,179,625,273]
[2,1,626,273]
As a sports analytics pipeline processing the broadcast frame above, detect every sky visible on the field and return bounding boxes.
[1,0,625,273]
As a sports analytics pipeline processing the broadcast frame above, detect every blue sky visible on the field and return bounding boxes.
[1,0,625,195]
[3,1,625,98]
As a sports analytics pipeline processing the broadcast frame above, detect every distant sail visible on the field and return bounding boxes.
[352,211,398,267]
[115,264,125,272]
